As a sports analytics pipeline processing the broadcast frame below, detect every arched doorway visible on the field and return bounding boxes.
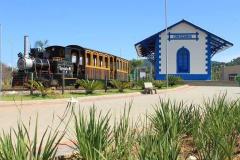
[177,47,190,73]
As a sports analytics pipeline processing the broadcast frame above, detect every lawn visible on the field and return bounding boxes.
[0,88,143,101]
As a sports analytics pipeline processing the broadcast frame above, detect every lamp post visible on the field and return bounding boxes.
[164,0,169,88]
[0,24,2,95]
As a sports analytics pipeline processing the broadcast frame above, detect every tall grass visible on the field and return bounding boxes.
[72,106,111,160]
[0,119,65,160]
[109,106,138,160]
[193,94,240,160]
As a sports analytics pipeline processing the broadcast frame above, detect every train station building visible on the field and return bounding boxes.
[135,19,233,80]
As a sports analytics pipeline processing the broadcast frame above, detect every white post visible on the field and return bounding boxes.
[0,24,2,95]
[164,0,169,88]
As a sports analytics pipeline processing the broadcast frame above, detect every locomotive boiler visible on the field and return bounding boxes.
[12,36,129,87]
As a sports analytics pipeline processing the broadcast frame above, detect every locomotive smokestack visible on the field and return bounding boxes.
[24,35,29,57]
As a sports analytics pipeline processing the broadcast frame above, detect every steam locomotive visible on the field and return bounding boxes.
[12,36,129,87]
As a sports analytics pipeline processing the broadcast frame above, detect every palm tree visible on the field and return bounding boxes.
[130,59,143,80]
[35,40,49,52]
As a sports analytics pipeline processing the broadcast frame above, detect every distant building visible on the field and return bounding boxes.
[139,67,147,79]
[221,65,240,81]
[135,20,233,80]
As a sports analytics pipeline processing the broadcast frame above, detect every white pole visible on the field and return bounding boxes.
[0,24,2,95]
[164,0,168,88]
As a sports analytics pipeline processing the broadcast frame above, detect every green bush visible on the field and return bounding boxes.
[27,80,54,97]
[192,94,239,160]
[168,76,183,86]
[236,74,240,86]
[72,106,111,159]
[111,80,130,92]
[135,80,148,89]
[153,80,165,89]
[0,118,64,160]
[75,79,103,94]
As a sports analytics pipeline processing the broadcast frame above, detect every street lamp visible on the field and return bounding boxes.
[0,24,2,95]
[164,0,169,88]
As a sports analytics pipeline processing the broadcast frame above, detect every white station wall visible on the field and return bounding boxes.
[159,23,208,74]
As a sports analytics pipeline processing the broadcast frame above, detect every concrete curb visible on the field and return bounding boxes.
[0,85,192,107]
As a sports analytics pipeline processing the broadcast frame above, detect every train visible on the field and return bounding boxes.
[12,36,129,87]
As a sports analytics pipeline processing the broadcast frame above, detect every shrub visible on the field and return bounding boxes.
[192,94,239,160]
[153,80,165,89]
[134,80,147,89]
[0,118,65,160]
[75,79,103,94]
[168,76,183,86]
[111,80,130,92]
[109,106,137,159]
[72,106,111,160]
[27,80,54,97]
[236,74,240,86]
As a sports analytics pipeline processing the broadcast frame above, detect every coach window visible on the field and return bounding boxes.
[93,55,97,66]
[117,60,119,69]
[79,56,83,65]
[86,54,91,65]
[72,53,77,63]
[99,56,103,67]
[105,57,108,68]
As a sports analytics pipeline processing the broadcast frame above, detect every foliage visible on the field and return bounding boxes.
[110,80,130,92]
[153,80,165,89]
[72,106,111,160]
[109,105,137,159]
[0,63,13,89]
[133,80,147,89]
[27,80,53,97]
[0,118,65,160]
[192,94,239,160]
[236,74,240,86]
[168,76,183,86]
[75,79,103,94]
[226,57,240,66]
[129,59,143,73]
[35,40,49,52]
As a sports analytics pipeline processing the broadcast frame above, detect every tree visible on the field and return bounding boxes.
[226,57,240,66]
[129,59,143,73]
[129,59,143,81]
[35,40,49,52]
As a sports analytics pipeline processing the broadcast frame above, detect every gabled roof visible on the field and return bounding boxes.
[135,19,233,61]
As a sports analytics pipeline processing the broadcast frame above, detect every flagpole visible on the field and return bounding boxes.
[0,24,2,95]
[164,0,169,88]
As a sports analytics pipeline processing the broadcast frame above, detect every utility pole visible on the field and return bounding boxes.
[164,0,169,88]
[0,24,2,95]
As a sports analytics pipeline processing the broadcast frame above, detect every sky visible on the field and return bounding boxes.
[0,0,239,67]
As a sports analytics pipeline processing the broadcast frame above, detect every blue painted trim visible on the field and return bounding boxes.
[176,47,190,73]
[156,74,210,80]
[205,35,212,80]
[154,35,161,79]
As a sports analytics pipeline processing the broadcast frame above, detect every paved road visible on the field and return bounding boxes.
[0,85,239,130]
[0,85,239,156]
